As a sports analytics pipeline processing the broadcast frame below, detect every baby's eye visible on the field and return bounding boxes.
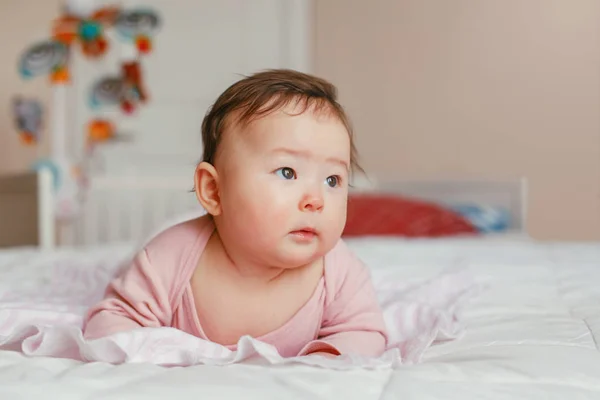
[275,167,296,180]
[325,175,340,188]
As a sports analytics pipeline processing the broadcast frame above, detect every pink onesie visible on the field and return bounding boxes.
[83,217,388,358]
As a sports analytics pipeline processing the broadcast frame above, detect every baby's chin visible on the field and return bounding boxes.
[268,242,334,269]
[281,255,320,269]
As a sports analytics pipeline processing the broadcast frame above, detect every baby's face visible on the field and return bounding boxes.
[214,103,351,268]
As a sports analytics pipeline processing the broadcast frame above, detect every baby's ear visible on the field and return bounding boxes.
[194,162,221,216]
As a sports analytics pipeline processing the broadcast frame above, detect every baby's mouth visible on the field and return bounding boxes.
[289,227,318,241]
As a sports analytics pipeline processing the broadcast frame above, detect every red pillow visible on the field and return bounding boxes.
[342,193,478,238]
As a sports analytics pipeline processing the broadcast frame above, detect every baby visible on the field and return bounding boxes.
[83,69,388,358]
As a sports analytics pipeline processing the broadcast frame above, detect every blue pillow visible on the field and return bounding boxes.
[451,204,510,233]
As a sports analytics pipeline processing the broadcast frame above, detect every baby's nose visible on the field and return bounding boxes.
[300,193,324,212]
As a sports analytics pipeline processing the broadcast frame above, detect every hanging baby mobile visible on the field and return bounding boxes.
[12,96,44,145]
[90,60,149,115]
[15,0,161,221]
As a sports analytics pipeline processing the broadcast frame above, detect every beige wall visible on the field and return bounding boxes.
[0,1,61,174]
[315,0,600,241]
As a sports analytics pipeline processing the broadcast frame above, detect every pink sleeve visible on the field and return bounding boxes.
[82,249,173,340]
[299,243,388,357]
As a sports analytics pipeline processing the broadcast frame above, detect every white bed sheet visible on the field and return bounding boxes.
[0,235,599,399]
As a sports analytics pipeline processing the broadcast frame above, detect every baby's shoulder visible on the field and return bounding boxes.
[325,238,364,267]
[142,214,214,268]
[323,239,369,291]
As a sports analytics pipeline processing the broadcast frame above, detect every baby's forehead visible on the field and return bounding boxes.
[213,100,351,163]
[245,108,348,144]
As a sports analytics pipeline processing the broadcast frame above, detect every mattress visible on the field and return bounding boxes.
[0,236,599,399]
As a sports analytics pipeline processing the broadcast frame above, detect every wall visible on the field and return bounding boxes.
[0,0,62,174]
[315,0,600,241]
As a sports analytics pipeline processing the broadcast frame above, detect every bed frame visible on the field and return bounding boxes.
[0,170,528,249]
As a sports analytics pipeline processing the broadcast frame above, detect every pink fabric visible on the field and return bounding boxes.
[82,217,388,358]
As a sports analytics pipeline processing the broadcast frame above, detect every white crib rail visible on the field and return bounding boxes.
[60,175,204,247]
[55,175,529,247]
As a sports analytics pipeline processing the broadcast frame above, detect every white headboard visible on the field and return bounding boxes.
[374,178,528,233]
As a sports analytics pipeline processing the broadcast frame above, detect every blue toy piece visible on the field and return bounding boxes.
[13,96,43,143]
[115,8,161,39]
[19,40,68,79]
[32,159,61,192]
[89,75,126,109]
[79,20,102,41]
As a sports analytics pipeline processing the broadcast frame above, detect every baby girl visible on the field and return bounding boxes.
[83,69,388,358]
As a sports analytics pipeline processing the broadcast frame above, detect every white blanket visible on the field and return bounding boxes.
[0,243,482,369]
[0,236,599,399]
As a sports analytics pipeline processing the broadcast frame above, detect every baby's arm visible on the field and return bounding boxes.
[299,243,387,357]
[83,249,172,340]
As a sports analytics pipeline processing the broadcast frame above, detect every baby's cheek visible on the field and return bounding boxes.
[255,189,291,215]
[244,199,285,230]
[323,202,348,241]
[256,206,290,231]
[327,196,347,221]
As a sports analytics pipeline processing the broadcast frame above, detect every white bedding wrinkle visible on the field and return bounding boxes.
[0,236,599,399]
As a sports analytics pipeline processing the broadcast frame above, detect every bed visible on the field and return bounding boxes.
[0,171,599,399]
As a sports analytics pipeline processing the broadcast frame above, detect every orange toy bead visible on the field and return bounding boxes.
[136,35,152,54]
[52,16,79,45]
[121,100,135,114]
[96,36,109,54]
[53,32,77,45]
[51,66,70,84]
[87,119,115,143]
[19,132,36,145]
[81,37,109,58]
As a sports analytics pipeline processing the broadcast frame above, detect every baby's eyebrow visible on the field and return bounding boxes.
[271,147,349,171]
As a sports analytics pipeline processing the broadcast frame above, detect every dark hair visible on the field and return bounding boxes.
[199,68,363,175]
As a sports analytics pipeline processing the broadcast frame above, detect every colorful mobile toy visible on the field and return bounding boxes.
[86,119,133,152]
[89,61,148,114]
[51,1,161,59]
[52,6,120,59]
[12,96,44,145]
[115,9,161,55]
[18,1,160,89]
[19,40,70,83]
[15,0,162,221]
